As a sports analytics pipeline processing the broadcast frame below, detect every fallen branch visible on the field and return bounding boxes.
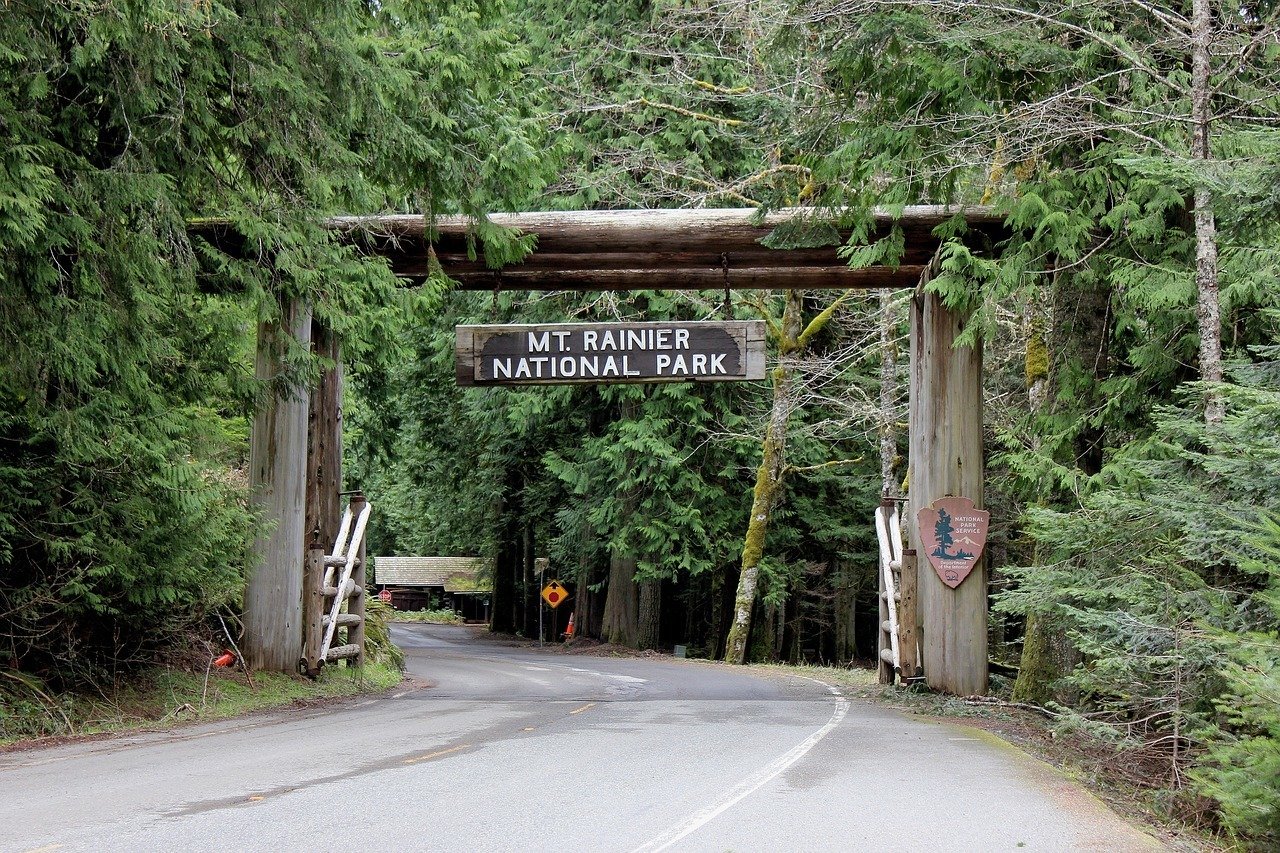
[961,694,1060,719]
[218,609,255,690]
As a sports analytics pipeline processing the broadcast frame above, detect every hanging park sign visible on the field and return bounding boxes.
[455,321,766,386]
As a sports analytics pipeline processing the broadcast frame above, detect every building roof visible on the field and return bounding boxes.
[374,556,492,593]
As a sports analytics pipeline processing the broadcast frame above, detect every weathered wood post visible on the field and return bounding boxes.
[351,504,367,666]
[908,277,987,696]
[305,321,344,550]
[898,550,919,681]
[244,297,313,672]
[300,537,325,675]
[877,496,896,685]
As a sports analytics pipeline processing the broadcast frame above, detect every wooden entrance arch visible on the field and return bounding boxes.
[240,206,998,695]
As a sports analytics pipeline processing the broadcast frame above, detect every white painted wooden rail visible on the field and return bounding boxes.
[320,500,371,663]
[875,504,902,674]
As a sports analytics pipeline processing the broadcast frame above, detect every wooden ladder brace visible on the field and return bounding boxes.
[301,494,371,675]
[876,501,919,685]
[876,503,902,677]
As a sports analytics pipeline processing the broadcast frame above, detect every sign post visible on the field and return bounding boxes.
[456,321,766,386]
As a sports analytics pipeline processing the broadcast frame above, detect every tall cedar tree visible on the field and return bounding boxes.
[0,0,546,686]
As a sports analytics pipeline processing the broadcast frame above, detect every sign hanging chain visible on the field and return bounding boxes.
[721,252,731,319]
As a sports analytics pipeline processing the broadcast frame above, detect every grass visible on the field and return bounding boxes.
[749,662,880,694]
[0,661,403,749]
[388,608,464,625]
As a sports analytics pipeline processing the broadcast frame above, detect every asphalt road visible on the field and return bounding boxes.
[2,624,1165,853]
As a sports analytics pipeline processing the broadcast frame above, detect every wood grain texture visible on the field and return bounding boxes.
[336,207,994,291]
[350,499,367,667]
[192,207,1005,294]
[300,545,325,676]
[330,206,1002,245]
[898,551,919,681]
[245,297,312,673]
[908,280,987,696]
[305,324,343,550]
[439,266,925,291]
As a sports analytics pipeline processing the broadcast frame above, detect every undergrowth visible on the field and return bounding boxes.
[0,661,401,747]
[388,608,464,625]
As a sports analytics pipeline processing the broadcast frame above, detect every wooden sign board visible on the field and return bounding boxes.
[917,496,989,589]
[456,321,766,386]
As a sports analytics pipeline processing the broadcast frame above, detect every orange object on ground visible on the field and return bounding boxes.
[213,651,236,667]
[563,612,575,640]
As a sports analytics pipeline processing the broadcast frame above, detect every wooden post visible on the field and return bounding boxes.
[306,321,344,551]
[350,493,367,666]
[898,550,919,681]
[244,297,313,672]
[300,539,325,676]
[908,281,987,696]
[877,497,895,685]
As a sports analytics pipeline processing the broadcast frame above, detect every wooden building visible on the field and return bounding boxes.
[373,556,493,621]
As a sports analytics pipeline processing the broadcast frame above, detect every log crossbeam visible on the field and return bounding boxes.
[338,207,1000,291]
[195,206,1002,293]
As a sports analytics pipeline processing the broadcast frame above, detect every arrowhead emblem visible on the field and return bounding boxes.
[917,496,989,589]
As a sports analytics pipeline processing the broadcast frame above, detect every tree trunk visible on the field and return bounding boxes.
[725,291,805,664]
[244,297,312,673]
[305,321,343,552]
[601,394,641,647]
[908,284,987,695]
[782,588,800,663]
[835,558,859,663]
[522,521,538,639]
[725,286,858,663]
[489,468,521,635]
[709,568,727,658]
[879,288,900,497]
[1191,0,1224,424]
[1015,268,1103,701]
[636,580,661,650]
[601,553,638,646]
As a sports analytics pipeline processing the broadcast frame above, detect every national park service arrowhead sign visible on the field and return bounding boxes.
[918,497,989,589]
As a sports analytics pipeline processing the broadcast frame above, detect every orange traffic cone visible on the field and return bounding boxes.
[563,612,575,640]
[213,651,236,667]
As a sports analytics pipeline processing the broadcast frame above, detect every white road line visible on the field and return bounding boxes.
[628,695,850,853]
[566,666,647,684]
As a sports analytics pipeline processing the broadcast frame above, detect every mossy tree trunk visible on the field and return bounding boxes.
[725,289,852,664]
[724,294,800,663]
[1014,267,1106,702]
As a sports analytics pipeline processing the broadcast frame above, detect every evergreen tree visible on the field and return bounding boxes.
[0,0,547,686]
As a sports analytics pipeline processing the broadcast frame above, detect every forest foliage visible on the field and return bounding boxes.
[2,0,1279,845]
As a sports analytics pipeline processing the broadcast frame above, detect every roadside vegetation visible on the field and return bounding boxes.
[389,609,466,626]
[0,663,402,749]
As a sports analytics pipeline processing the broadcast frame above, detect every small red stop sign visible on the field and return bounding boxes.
[547,591,560,604]
[379,589,392,603]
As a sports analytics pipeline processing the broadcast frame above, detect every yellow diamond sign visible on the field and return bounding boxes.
[541,580,570,609]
